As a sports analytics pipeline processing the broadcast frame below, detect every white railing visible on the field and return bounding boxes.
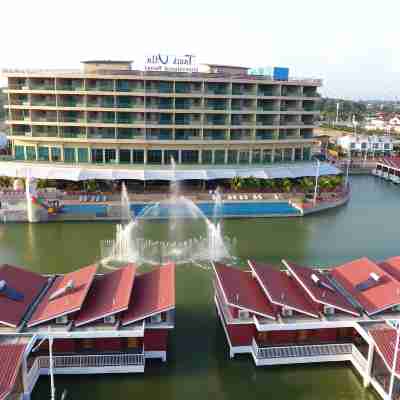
[252,339,352,360]
[26,358,41,392]
[37,353,145,370]
[351,345,368,372]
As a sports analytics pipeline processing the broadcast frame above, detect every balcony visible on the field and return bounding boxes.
[60,131,86,139]
[57,84,84,91]
[30,84,55,91]
[27,353,144,389]
[256,131,275,140]
[204,131,227,140]
[116,82,144,92]
[175,131,200,140]
[31,100,57,107]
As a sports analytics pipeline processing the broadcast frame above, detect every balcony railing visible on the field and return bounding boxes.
[252,339,353,360]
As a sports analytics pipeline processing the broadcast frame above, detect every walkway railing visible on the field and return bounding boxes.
[252,339,352,360]
[351,345,368,372]
[37,353,145,369]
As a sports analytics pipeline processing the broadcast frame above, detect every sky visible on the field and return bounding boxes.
[0,0,399,100]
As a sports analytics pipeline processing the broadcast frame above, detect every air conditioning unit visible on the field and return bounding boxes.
[104,315,116,324]
[238,309,250,320]
[150,313,162,324]
[324,305,335,315]
[55,315,68,324]
[281,307,293,317]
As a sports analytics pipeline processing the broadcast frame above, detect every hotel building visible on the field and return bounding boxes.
[0,262,175,399]
[214,257,400,400]
[2,60,320,173]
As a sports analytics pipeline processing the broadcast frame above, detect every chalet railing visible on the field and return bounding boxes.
[252,339,352,360]
[351,345,368,372]
[37,353,145,369]
[26,358,41,392]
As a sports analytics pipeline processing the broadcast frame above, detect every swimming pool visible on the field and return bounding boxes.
[61,201,300,218]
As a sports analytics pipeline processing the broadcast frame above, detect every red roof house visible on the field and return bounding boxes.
[28,264,97,327]
[283,260,360,316]
[213,263,275,320]
[0,264,49,328]
[248,260,319,318]
[0,343,27,400]
[122,263,175,326]
[379,256,400,282]
[331,257,400,316]
[74,265,136,327]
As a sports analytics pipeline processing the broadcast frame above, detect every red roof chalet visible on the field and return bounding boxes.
[122,263,175,326]
[283,260,359,316]
[331,257,400,316]
[0,264,49,328]
[28,264,97,327]
[248,260,319,318]
[74,264,136,327]
[369,327,400,376]
[0,343,27,400]
[213,262,275,320]
[379,256,400,282]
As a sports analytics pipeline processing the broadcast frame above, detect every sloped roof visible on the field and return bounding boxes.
[122,263,175,326]
[0,264,49,328]
[369,328,400,375]
[248,261,319,318]
[74,265,136,327]
[331,257,400,316]
[0,343,27,400]
[213,262,275,319]
[284,260,359,316]
[379,256,400,281]
[28,264,97,327]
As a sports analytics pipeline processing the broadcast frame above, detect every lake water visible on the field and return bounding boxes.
[1,175,397,399]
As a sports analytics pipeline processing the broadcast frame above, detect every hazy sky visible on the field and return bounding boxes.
[1,0,399,100]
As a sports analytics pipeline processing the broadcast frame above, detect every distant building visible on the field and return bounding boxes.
[337,134,393,155]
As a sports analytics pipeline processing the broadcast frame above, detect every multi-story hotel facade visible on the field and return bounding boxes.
[2,60,321,171]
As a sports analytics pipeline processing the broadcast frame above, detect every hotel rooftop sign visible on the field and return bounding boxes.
[144,54,198,73]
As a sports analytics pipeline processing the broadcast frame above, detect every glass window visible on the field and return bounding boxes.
[165,150,179,164]
[91,148,104,163]
[239,151,249,164]
[214,150,225,164]
[284,148,293,161]
[252,149,261,164]
[26,146,36,161]
[295,148,302,161]
[181,150,198,164]
[263,149,272,163]
[303,148,311,160]
[202,150,212,164]
[38,146,49,161]
[132,150,144,164]
[227,150,238,164]
[77,148,89,163]
[64,147,76,163]
[105,149,116,164]
[15,145,25,160]
[119,149,131,164]
[51,147,61,162]
[148,150,162,164]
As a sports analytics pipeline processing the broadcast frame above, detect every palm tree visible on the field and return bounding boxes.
[230,176,243,192]
[299,177,314,193]
[282,178,292,193]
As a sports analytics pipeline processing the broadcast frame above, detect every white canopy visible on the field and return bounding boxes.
[0,161,342,181]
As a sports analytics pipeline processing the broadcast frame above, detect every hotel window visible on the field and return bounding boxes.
[214,150,225,164]
[148,150,162,164]
[132,150,144,164]
[239,150,249,164]
[295,148,302,161]
[119,149,131,164]
[227,150,238,164]
[38,147,49,161]
[262,149,272,163]
[252,149,261,164]
[91,148,104,163]
[64,148,76,163]
[181,150,199,164]
[283,148,292,161]
[15,145,25,160]
[202,150,212,164]
[51,147,61,162]
[77,148,89,163]
[26,146,36,161]
[303,148,311,160]
[105,149,116,164]
[165,150,179,164]
[274,149,283,162]
[81,339,94,350]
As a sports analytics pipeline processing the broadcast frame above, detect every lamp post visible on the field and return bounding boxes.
[313,157,320,205]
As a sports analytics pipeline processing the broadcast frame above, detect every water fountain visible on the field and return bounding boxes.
[101,160,234,267]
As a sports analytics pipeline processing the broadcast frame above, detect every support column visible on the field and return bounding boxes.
[271,148,275,163]
[178,149,182,164]
[199,149,202,164]
[291,147,296,162]
[211,150,215,165]
[161,149,165,165]
[144,149,148,164]
[363,342,374,388]
[224,149,228,164]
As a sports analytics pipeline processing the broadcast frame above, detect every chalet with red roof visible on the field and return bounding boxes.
[213,257,400,400]
[0,262,175,400]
